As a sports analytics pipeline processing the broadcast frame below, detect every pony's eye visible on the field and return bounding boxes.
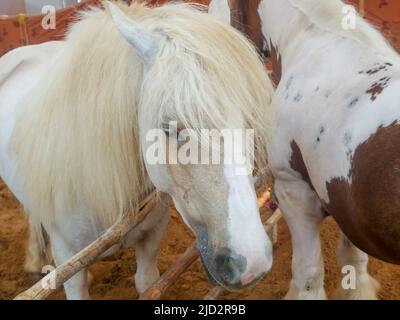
[161,122,189,144]
[162,122,180,140]
[162,122,172,136]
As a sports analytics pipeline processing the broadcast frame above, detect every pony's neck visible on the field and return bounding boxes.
[262,0,301,50]
[260,0,308,81]
[261,0,400,76]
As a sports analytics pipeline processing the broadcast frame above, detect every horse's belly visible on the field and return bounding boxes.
[0,42,63,203]
[325,122,400,264]
[270,89,400,264]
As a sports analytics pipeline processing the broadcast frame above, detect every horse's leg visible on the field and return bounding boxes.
[49,212,98,300]
[274,178,326,300]
[51,229,91,300]
[134,196,169,295]
[24,219,52,274]
[333,232,380,300]
[24,224,45,274]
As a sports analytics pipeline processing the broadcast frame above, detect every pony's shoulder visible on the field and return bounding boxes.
[0,41,63,86]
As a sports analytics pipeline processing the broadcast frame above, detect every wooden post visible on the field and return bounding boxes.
[359,0,365,17]
[138,244,199,300]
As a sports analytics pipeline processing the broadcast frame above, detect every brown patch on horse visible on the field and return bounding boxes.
[269,43,282,85]
[288,141,329,216]
[227,1,281,85]
[229,0,246,34]
[228,0,266,57]
[289,140,315,191]
[366,83,384,101]
[366,77,391,101]
[326,122,400,264]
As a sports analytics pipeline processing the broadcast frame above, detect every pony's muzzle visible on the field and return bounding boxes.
[212,247,270,290]
[215,248,246,285]
[195,224,272,290]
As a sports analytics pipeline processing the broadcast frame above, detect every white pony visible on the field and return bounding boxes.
[211,0,400,299]
[0,1,275,299]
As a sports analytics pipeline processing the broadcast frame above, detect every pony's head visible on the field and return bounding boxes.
[108,2,274,290]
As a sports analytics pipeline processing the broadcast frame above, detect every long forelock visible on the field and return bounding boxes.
[141,4,274,170]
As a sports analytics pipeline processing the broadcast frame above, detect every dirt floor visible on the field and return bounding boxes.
[1,178,400,300]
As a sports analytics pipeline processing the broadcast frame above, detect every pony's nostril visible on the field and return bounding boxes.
[214,249,247,285]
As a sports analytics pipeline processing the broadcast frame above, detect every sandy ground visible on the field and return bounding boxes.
[1,178,400,300]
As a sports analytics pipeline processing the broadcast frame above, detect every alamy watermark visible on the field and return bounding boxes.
[37,2,361,31]
[342,5,358,30]
[41,6,56,30]
[341,265,357,290]
[145,121,255,175]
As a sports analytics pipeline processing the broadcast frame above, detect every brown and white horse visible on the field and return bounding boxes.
[210,0,400,299]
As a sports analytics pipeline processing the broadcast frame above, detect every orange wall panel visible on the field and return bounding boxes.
[0,0,102,56]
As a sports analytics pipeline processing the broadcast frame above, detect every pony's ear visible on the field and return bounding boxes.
[106,1,163,65]
[208,0,231,25]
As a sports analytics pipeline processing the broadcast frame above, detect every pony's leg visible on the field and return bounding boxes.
[24,225,45,274]
[134,197,169,295]
[24,221,52,274]
[49,212,100,301]
[51,230,91,300]
[274,178,326,300]
[333,233,380,300]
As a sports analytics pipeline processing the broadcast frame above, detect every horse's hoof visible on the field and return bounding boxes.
[87,270,94,286]
[333,275,380,300]
[23,258,43,275]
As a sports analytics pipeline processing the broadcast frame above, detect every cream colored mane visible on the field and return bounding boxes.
[11,2,274,231]
[289,0,400,63]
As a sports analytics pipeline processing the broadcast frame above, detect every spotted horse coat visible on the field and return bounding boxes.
[224,0,400,265]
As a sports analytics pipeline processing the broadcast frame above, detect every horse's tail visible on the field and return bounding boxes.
[24,216,52,274]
